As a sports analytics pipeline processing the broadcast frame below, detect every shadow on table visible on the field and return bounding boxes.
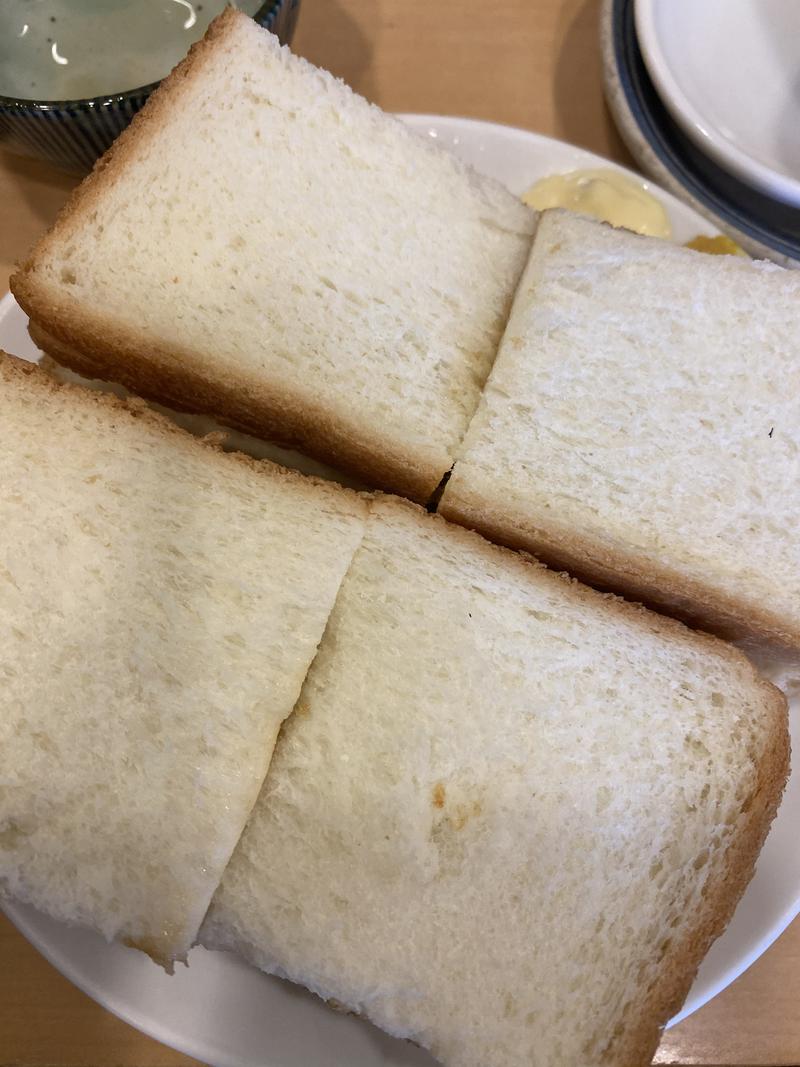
[291,0,375,100]
[552,0,633,165]
[0,147,77,229]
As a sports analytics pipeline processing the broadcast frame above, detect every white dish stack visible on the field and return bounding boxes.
[636,0,800,207]
[602,0,800,266]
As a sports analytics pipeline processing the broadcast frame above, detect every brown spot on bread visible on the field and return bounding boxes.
[432,782,446,808]
[450,799,482,830]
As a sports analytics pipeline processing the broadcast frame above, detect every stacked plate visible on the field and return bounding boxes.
[602,0,800,265]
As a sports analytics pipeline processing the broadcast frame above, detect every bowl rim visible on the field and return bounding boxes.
[0,0,284,112]
[633,0,800,208]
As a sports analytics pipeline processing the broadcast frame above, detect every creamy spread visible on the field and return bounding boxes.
[522,168,672,239]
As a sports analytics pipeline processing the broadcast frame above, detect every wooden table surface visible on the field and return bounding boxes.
[1,1,798,1065]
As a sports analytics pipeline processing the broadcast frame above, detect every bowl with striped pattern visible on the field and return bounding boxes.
[0,0,300,174]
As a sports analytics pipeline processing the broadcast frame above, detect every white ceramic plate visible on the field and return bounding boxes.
[601,0,800,267]
[2,115,799,1066]
[635,0,800,206]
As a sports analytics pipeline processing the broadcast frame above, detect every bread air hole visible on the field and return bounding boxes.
[0,819,29,848]
[693,849,709,870]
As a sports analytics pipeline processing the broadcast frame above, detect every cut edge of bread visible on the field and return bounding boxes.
[438,490,800,650]
[10,11,446,504]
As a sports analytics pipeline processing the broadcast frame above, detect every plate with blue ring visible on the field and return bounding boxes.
[601,0,800,266]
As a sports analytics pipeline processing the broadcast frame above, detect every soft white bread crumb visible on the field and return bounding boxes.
[201,496,787,1067]
[441,209,800,645]
[0,353,367,965]
[12,9,535,503]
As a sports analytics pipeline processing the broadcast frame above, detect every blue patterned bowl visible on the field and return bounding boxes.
[0,0,300,174]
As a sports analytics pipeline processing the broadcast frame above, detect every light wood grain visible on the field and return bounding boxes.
[1,1,798,1065]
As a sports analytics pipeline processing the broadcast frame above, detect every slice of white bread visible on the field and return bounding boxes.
[0,352,367,966]
[11,9,535,504]
[440,209,800,646]
[200,496,788,1067]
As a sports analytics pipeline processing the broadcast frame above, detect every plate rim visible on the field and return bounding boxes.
[396,111,720,227]
[634,0,800,207]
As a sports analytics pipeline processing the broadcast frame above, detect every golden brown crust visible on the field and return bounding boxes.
[0,349,367,519]
[7,344,782,677]
[10,10,446,505]
[439,489,800,649]
[427,491,792,1063]
[606,678,789,1066]
[24,321,441,504]
[0,369,716,666]
[369,495,787,691]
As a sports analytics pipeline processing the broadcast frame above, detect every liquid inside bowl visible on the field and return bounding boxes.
[0,0,264,101]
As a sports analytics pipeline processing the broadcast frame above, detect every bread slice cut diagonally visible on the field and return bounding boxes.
[11,9,535,504]
[0,352,367,966]
[440,209,800,647]
[201,496,788,1067]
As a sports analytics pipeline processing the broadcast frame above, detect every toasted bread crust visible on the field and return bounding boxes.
[10,11,445,504]
[439,490,800,649]
[383,498,792,1064]
[608,678,789,1065]
[24,319,442,503]
[0,349,368,519]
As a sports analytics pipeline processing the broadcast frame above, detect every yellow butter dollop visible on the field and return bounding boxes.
[522,168,671,239]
